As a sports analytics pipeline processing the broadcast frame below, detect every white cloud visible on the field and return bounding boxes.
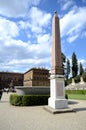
[0,4,52,72]
[0,17,19,39]
[61,1,74,10]
[18,7,52,34]
[27,33,51,57]
[0,32,51,72]
[67,34,78,43]
[60,6,86,43]
[37,34,51,44]
[0,0,40,17]
[57,0,74,11]
[28,7,52,33]
[78,59,86,65]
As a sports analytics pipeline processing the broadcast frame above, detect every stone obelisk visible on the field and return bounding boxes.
[48,11,68,109]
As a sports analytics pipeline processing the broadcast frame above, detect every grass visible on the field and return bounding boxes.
[68,94,86,100]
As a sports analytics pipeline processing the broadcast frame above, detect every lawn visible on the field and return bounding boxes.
[68,94,86,100]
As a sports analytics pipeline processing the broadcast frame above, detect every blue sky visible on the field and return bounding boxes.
[0,0,86,73]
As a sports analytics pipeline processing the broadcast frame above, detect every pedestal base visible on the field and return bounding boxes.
[48,98,68,109]
[48,74,68,109]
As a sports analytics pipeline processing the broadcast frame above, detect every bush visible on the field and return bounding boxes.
[82,72,86,82]
[65,78,72,86]
[66,90,86,95]
[10,94,49,106]
[65,94,68,99]
[10,94,23,106]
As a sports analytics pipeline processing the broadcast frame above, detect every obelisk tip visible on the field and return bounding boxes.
[54,11,57,14]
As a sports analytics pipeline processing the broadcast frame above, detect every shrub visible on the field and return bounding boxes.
[10,94,23,106]
[66,90,86,95]
[10,94,49,106]
[65,94,68,99]
[65,78,72,86]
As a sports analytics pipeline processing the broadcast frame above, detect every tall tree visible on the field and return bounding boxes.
[61,53,66,76]
[66,59,70,79]
[79,62,84,76]
[72,52,78,78]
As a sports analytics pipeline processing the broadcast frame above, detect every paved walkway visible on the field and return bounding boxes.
[0,92,86,130]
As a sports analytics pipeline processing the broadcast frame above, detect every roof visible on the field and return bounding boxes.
[24,67,49,74]
[0,71,23,75]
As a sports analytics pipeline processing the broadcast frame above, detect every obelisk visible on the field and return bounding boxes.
[48,11,68,109]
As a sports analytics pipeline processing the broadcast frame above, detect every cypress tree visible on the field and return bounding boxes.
[79,62,84,76]
[72,52,78,78]
[66,59,70,79]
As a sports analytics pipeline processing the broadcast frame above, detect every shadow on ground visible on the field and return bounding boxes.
[74,107,86,112]
[68,100,78,105]
[0,101,9,103]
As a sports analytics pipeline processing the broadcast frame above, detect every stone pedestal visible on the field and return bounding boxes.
[71,78,75,85]
[80,76,84,84]
[48,75,68,109]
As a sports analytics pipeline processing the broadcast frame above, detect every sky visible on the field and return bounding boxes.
[0,0,86,73]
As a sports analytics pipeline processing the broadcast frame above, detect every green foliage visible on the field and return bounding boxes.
[10,94,49,106]
[68,94,86,100]
[65,78,72,86]
[72,52,78,78]
[74,75,80,83]
[61,53,66,75]
[66,90,86,95]
[82,72,86,82]
[79,62,84,76]
[65,94,68,99]
[66,59,70,79]
[10,94,23,106]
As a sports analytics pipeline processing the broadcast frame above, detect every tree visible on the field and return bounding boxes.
[66,59,70,79]
[61,53,66,76]
[72,52,78,78]
[82,72,86,82]
[79,62,84,76]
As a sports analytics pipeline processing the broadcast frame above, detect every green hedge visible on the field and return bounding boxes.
[10,94,68,106]
[10,94,50,106]
[66,90,86,95]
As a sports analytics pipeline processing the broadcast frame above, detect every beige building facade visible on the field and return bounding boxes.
[24,68,50,86]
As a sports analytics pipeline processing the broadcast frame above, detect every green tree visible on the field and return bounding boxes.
[79,62,84,76]
[72,52,78,78]
[82,72,86,82]
[66,59,70,79]
[74,75,80,83]
[61,53,66,76]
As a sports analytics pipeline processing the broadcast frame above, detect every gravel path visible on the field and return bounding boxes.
[0,92,86,130]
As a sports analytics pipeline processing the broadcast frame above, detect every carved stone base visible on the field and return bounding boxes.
[48,98,68,109]
[48,74,68,109]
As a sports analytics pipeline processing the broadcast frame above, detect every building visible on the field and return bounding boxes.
[0,72,23,89]
[24,68,50,86]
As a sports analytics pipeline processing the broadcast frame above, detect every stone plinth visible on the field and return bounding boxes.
[80,77,84,84]
[48,75,68,109]
[71,78,75,85]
